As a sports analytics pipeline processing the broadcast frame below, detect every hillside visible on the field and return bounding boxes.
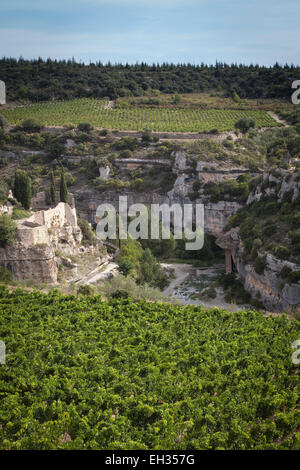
[0,287,299,450]
[0,104,299,312]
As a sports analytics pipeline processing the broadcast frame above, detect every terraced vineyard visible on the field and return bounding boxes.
[0,287,299,450]
[2,98,279,132]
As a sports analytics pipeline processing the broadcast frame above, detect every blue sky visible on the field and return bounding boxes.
[0,0,299,65]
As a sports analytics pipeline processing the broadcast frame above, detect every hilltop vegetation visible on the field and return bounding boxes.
[1,58,298,102]
[0,287,299,450]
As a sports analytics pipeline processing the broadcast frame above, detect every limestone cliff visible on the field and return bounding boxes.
[0,202,82,284]
[217,228,300,312]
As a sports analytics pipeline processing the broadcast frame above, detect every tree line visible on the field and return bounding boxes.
[1,57,298,102]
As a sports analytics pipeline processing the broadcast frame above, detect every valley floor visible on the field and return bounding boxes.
[162,262,244,311]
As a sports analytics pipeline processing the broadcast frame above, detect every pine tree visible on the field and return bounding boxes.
[13,170,32,210]
[50,171,56,205]
[60,168,68,203]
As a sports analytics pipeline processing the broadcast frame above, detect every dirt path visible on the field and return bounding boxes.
[162,263,194,296]
[267,111,289,126]
[72,261,118,285]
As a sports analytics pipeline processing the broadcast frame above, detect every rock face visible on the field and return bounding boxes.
[204,201,241,236]
[167,174,192,201]
[75,150,241,238]
[99,165,110,181]
[0,80,5,105]
[0,203,82,284]
[217,229,300,312]
[172,151,187,172]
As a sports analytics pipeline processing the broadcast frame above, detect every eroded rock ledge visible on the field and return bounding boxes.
[0,202,82,284]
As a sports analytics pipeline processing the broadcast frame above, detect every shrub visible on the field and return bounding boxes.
[288,230,300,243]
[20,119,43,133]
[279,266,292,279]
[78,218,97,246]
[12,208,31,220]
[0,114,8,129]
[119,149,132,159]
[77,122,93,132]
[0,266,13,282]
[254,256,267,275]
[77,285,95,296]
[141,128,152,143]
[117,259,134,277]
[287,271,300,284]
[263,224,276,238]
[110,289,130,299]
[276,246,290,260]
[0,215,17,247]
[235,118,256,134]
[114,137,138,151]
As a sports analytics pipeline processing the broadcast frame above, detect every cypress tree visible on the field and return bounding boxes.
[50,171,56,205]
[60,168,68,203]
[13,170,32,210]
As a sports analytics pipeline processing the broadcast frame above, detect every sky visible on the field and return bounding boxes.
[0,0,299,66]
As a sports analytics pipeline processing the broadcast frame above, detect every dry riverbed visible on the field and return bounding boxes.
[162,263,247,311]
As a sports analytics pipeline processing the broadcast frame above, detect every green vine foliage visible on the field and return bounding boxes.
[0,287,299,450]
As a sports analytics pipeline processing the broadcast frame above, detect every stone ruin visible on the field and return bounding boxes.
[0,81,6,105]
[0,202,83,284]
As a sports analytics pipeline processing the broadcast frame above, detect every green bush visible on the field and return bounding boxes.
[141,128,152,143]
[276,246,290,260]
[263,224,276,238]
[0,215,17,247]
[78,218,97,246]
[279,266,292,279]
[254,256,267,275]
[0,266,13,282]
[110,289,130,299]
[77,285,95,296]
[119,149,132,159]
[12,208,31,220]
[77,122,93,132]
[287,271,300,284]
[234,117,256,134]
[117,259,134,277]
[0,114,8,129]
[20,119,43,133]
[114,137,138,151]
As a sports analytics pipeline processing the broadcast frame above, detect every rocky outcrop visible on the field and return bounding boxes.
[75,151,242,237]
[217,229,300,312]
[204,201,241,236]
[247,170,300,205]
[172,151,188,172]
[99,165,110,181]
[0,202,82,284]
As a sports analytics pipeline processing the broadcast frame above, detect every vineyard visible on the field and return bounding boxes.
[0,287,299,450]
[1,98,279,132]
